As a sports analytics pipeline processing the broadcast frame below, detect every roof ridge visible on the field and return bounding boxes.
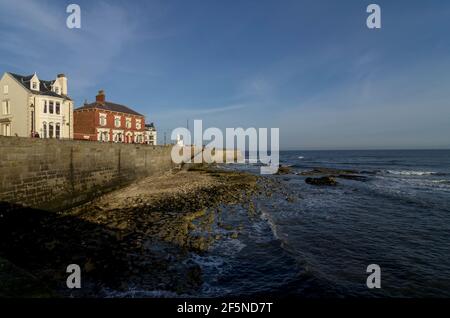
[76,100,144,117]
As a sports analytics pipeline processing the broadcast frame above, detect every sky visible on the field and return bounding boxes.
[0,0,449,149]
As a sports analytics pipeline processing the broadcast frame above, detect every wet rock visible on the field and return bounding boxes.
[275,165,292,175]
[299,167,357,176]
[336,174,368,182]
[305,176,338,186]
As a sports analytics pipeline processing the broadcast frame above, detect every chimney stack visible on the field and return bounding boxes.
[96,90,105,103]
[57,73,68,95]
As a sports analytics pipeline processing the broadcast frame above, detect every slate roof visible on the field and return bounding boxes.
[76,101,144,117]
[7,72,72,100]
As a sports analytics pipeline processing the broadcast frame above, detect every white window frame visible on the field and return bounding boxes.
[32,82,38,90]
[1,123,11,136]
[97,128,110,142]
[136,119,142,130]
[2,100,10,115]
[126,117,132,129]
[3,85,8,94]
[99,113,107,126]
[114,116,121,128]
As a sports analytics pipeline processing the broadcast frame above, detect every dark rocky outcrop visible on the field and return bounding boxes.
[335,174,369,182]
[275,165,292,175]
[299,167,357,176]
[305,176,338,186]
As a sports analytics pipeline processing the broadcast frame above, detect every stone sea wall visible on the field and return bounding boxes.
[0,136,174,211]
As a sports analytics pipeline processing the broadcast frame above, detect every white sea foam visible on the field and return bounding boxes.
[259,206,282,242]
[432,180,450,185]
[386,170,438,176]
[298,156,304,159]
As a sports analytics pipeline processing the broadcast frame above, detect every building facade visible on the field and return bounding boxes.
[74,90,146,143]
[144,122,157,145]
[0,72,73,139]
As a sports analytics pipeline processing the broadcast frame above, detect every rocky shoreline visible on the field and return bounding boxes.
[0,165,260,297]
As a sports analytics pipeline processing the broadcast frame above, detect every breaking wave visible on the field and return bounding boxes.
[386,170,445,176]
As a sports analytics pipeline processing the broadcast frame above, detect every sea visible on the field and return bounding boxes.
[111,150,450,298]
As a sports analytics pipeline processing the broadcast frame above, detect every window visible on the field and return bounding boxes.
[32,82,38,90]
[3,85,8,94]
[114,116,121,127]
[136,119,142,130]
[1,123,11,136]
[56,123,60,139]
[43,122,47,138]
[49,101,54,114]
[99,114,107,126]
[99,131,109,142]
[114,132,123,143]
[55,87,59,94]
[56,102,60,114]
[2,100,10,115]
[49,123,54,138]
[43,100,47,113]
[126,118,131,129]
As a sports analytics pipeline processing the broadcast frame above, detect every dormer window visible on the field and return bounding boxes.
[55,87,59,94]
[32,82,38,90]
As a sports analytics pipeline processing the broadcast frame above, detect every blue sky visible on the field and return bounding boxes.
[0,0,449,149]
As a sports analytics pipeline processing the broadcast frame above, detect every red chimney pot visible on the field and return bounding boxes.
[96,90,105,103]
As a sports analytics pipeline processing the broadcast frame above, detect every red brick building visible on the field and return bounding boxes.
[74,90,146,143]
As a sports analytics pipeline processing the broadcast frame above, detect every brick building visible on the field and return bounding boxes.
[74,90,146,143]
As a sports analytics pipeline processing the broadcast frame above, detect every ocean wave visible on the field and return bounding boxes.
[103,288,181,298]
[298,156,304,159]
[432,180,450,185]
[386,170,445,176]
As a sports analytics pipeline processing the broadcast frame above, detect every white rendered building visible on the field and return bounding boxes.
[0,72,73,139]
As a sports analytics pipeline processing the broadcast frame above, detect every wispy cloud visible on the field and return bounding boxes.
[0,0,137,93]
[154,103,251,120]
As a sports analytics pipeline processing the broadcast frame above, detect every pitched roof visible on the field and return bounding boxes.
[75,101,144,117]
[7,72,72,100]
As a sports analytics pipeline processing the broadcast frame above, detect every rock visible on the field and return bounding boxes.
[275,165,292,175]
[336,174,368,182]
[116,221,128,230]
[299,167,357,176]
[84,259,96,273]
[305,176,338,186]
